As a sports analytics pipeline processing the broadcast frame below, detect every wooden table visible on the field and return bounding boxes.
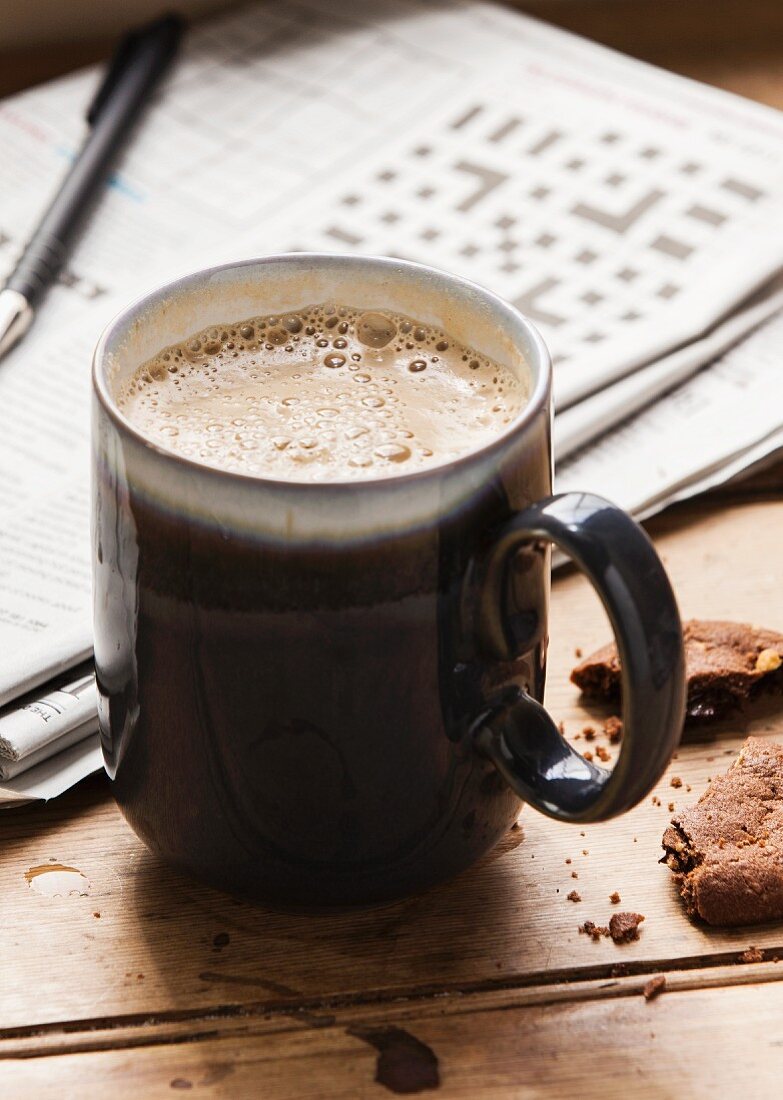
[3,4,783,1095]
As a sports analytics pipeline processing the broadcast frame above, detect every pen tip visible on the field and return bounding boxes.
[0,289,34,362]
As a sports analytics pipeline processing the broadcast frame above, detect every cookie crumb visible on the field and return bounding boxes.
[652,796,661,807]
[609,912,645,944]
[643,975,666,1001]
[579,921,608,941]
[604,716,623,743]
[571,871,579,879]
[609,891,620,904]
[670,776,682,789]
[668,802,675,812]
[741,946,764,964]
[583,750,594,761]
[567,890,582,902]
[583,726,596,741]
[565,858,572,864]
[575,647,583,658]
[596,745,611,763]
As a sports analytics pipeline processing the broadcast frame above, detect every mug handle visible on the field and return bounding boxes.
[472,492,686,823]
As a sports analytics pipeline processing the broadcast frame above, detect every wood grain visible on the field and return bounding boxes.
[1,1,782,106]
[4,980,783,1097]
[522,0,783,108]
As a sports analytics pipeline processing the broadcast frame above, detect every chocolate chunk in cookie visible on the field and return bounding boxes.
[572,620,783,722]
[662,737,783,926]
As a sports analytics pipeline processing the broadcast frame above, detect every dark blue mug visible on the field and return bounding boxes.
[92,254,685,906]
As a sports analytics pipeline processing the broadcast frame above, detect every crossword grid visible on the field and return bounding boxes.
[290,92,773,375]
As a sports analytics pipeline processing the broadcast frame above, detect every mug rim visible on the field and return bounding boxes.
[92,252,552,492]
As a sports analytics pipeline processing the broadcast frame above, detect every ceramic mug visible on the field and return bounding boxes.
[92,254,685,906]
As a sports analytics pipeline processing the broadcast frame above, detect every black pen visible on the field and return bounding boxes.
[0,14,184,361]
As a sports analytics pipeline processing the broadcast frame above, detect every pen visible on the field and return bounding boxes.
[0,13,184,361]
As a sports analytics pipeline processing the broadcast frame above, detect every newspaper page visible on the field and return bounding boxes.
[0,0,781,800]
[557,309,783,516]
[555,279,783,458]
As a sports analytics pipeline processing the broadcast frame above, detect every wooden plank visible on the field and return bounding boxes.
[4,980,783,1098]
[522,0,783,108]
[4,500,783,1031]
[0,0,781,107]
[0,40,111,98]
[3,959,782,1059]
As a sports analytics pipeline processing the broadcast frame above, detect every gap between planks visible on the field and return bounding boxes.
[3,956,783,1061]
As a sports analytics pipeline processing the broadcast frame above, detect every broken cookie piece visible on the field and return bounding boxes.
[572,620,783,722]
[662,737,783,926]
[609,911,645,944]
[578,912,644,944]
[643,975,666,1000]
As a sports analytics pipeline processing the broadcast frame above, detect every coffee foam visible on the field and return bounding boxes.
[117,304,528,481]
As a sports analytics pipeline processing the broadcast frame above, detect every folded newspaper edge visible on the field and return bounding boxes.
[555,281,783,459]
[0,716,98,781]
[0,661,96,760]
[0,731,101,808]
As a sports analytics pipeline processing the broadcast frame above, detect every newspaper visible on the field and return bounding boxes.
[0,735,102,808]
[0,0,781,803]
[555,279,783,460]
[558,308,783,517]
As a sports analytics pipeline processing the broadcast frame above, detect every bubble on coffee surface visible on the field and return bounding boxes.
[117,304,528,481]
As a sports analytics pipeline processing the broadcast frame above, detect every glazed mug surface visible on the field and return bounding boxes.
[92,253,685,905]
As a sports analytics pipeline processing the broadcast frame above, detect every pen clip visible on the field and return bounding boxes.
[86,14,184,126]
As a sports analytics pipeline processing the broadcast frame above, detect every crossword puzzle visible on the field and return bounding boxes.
[2,0,780,409]
[292,91,772,389]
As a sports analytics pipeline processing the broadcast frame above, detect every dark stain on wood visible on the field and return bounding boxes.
[349,1025,440,1093]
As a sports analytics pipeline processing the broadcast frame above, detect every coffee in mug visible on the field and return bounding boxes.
[117,303,528,480]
